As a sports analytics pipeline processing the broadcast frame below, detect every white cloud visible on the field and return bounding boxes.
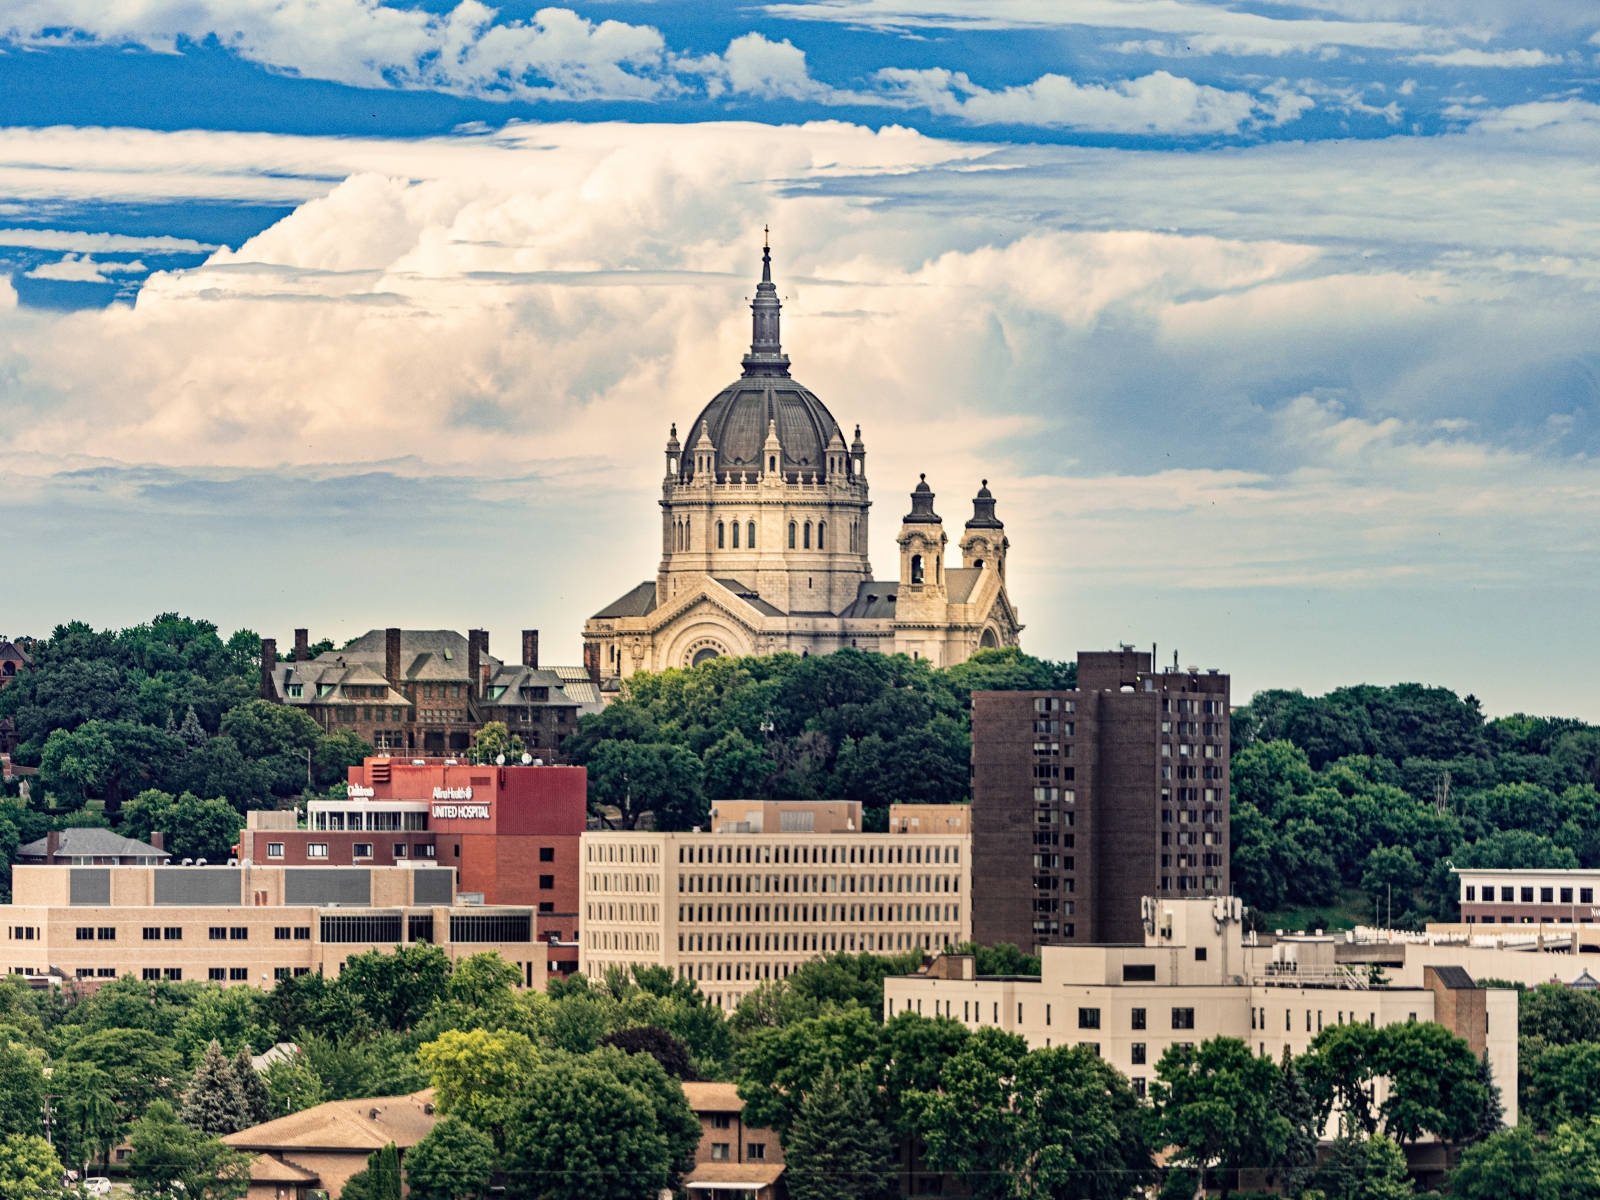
[0,228,215,254]
[701,32,839,102]
[1408,47,1563,67]
[1464,99,1600,133]
[1,2,676,101]
[871,67,1278,133]
[24,253,149,282]
[763,0,1450,54]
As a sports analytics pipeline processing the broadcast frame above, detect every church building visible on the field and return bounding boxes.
[583,237,1021,687]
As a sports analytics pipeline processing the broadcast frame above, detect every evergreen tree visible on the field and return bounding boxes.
[785,1067,896,1200]
[1273,1048,1320,1197]
[181,1040,250,1135]
[371,1142,403,1200]
[1471,1049,1503,1141]
[178,705,209,747]
[1314,1134,1414,1200]
[230,1048,271,1128]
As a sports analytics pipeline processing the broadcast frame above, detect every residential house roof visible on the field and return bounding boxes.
[17,828,170,860]
[223,1090,437,1154]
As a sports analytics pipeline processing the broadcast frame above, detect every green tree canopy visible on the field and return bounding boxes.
[404,1118,495,1200]
[1147,1038,1290,1198]
[785,1067,896,1200]
[0,1133,64,1200]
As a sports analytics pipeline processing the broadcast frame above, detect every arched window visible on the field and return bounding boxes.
[685,523,690,550]
[717,521,725,549]
[911,554,924,584]
[788,522,797,549]
[769,455,777,472]
[936,558,942,583]
[747,521,756,549]
[803,522,811,549]
[732,522,740,549]
[817,521,826,550]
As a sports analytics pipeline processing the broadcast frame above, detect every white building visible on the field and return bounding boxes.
[884,897,1518,1125]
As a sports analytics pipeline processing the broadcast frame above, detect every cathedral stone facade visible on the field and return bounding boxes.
[583,240,1021,687]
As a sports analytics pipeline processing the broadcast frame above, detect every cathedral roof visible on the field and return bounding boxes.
[592,581,658,619]
[679,237,845,482]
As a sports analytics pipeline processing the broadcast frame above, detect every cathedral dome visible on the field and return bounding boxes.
[678,235,844,482]
[683,378,841,481]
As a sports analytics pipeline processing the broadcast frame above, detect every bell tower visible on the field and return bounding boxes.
[896,474,948,624]
[959,479,1008,579]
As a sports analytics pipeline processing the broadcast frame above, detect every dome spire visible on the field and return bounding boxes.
[743,228,789,377]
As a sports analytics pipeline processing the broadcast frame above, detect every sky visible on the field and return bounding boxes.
[1,0,1599,719]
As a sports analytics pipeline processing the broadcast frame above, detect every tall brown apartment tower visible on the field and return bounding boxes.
[971,648,1230,951]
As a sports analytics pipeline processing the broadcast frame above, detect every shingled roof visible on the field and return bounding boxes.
[224,1090,437,1154]
[17,828,169,860]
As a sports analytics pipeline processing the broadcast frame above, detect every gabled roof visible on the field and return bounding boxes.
[0,640,31,664]
[1427,965,1477,990]
[841,581,900,620]
[245,1155,319,1184]
[592,582,658,619]
[224,1090,437,1153]
[18,828,169,859]
[944,566,982,604]
[682,1081,744,1112]
[687,1162,786,1188]
[713,579,786,617]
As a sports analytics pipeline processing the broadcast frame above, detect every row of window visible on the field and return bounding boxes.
[1466,884,1595,904]
[668,901,962,926]
[673,872,961,895]
[674,843,960,865]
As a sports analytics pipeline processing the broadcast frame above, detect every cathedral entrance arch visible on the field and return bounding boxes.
[979,627,999,650]
[690,644,725,667]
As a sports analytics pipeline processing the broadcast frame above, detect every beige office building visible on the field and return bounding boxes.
[883,897,1518,1126]
[1,863,546,990]
[581,802,971,1009]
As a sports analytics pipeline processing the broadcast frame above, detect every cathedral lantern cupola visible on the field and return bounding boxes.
[898,474,948,601]
[743,226,790,378]
[850,424,866,480]
[690,421,716,480]
[960,479,1009,576]
[825,425,847,480]
[665,423,680,476]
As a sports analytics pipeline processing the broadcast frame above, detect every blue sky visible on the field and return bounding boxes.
[2,1,1599,717]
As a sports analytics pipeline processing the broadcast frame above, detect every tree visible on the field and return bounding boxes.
[336,942,452,1030]
[1520,982,1600,1045]
[128,1099,250,1200]
[53,1061,119,1175]
[404,1118,495,1200]
[784,1067,895,1200]
[911,1035,1152,1200]
[261,1056,325,1116]
[599,1025,697,1080]
[737,1007,885,1136]
[596,1046,701,1186]
[1313,1133,1414,1200]
[1373,1021,1485,1145]
[1147,1038,1289,1199]
[312,730,374,788]
[1519,1039,1600,1131]
[182,1040,251,1135]
[121,789,244,864]
[59,1026,185,1114]
[468,721,524,766]
[231,1048,272,1128]
[503,1060,677,1200]
[1472,1048,1503,1141]
[1272,1049,1320,1197]
[586,740,706,830]
[419,1028,540,1154]
[1305,1022,1383,1135]
[0,1133,62,1199]
[0,1039,45,1138]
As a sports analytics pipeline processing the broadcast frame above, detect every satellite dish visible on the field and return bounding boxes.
[495,753,506,766]
[521,753,533,765]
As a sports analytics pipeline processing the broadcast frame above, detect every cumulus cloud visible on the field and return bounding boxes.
[699,32,841,102]
[871,67,1280,133]
[3,118,1600,714]
[25,254,148,282]
[1,2,675,101]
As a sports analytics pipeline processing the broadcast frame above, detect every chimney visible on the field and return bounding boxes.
[46,830,60,862]
[150,832,165,852]
[385,628,402,688]
[477,629,489,658]
[468,630,482,699]
[583,641,601,686]
[294,627,309,662]
[522,629,539,670]
[260,638,277,699]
